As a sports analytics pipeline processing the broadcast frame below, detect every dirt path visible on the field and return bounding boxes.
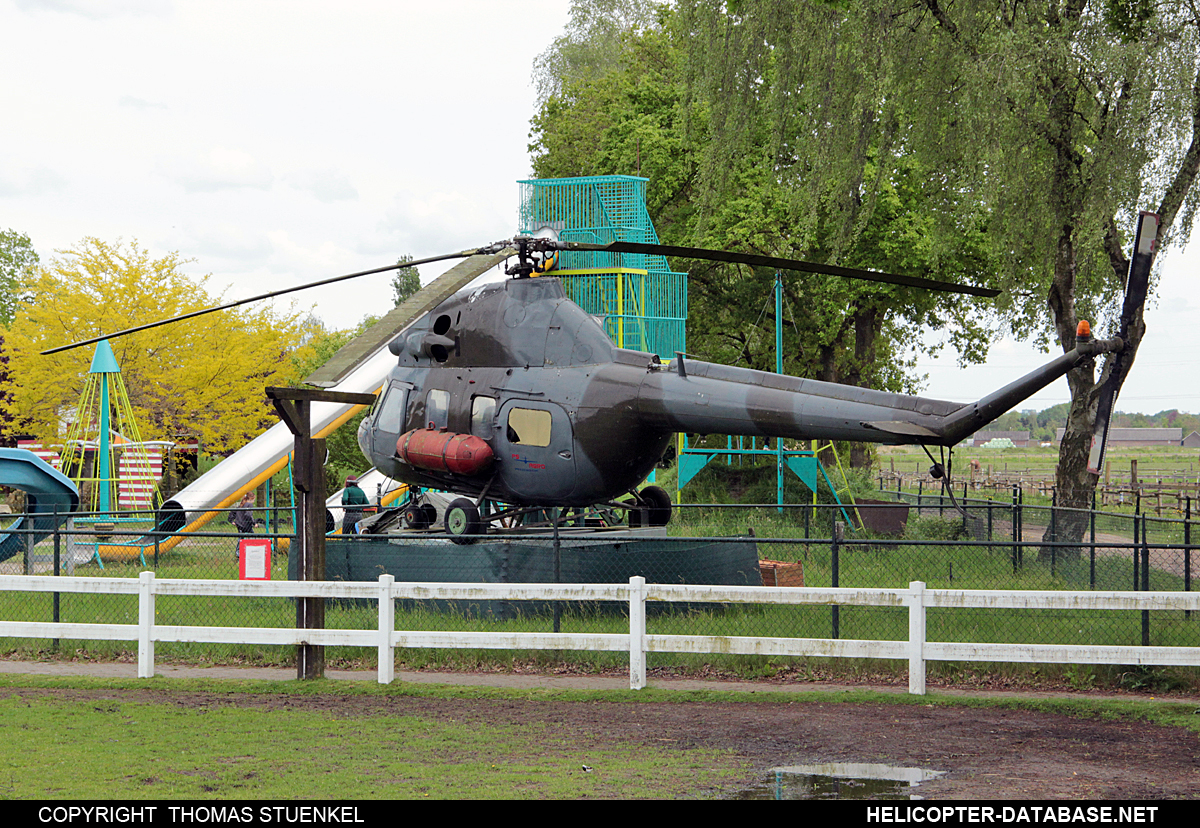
[5,670,1198,799]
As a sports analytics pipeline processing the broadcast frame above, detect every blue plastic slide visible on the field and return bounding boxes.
[0,448,80,563]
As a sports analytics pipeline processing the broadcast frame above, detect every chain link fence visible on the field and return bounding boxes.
[0,490,1196,672]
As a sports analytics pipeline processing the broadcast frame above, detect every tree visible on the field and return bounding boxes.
[2,238,309,454]
[0,229,39,327]
[531,2,995,467]
[0,333,16,447]
[391,255,421,306]
[532,0,666,103]
[677,1,1200,540]
[277,314,382,484]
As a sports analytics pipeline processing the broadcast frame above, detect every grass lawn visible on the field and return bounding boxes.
[0,676,750,800]
[0,674,1197,800]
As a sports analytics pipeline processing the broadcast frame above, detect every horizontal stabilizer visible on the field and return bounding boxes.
[861,421,942,439]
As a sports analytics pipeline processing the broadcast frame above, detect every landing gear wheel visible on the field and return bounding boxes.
[639,485,673,527]
[419,504,438,526]
[444,498,484,545]
[402,503,431,530]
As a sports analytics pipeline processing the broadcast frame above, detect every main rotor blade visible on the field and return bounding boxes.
[561,240,1001,298]
[303,250,513,387]
[38,248,485,356]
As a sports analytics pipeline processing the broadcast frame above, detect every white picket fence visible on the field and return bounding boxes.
[1,573,1197,694]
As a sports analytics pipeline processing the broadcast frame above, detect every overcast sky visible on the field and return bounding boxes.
[1,0,569,326]
[3,0,1196,416]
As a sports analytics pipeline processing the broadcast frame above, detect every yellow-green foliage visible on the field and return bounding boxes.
[3,238,309,453]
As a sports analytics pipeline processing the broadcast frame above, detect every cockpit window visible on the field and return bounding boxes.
[376,385,407,432]
[506,407,552,447]
[471,396,496,438]
[426,389,450,429]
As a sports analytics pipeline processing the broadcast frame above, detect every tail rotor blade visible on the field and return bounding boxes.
[1087,376,1119,475]
[1087,210,1160,475]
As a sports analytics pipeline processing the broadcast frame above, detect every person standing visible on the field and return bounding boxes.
[341,476,368,534]
[229,492,255,560]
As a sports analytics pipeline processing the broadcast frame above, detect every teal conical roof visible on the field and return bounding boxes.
[88,340,120,374]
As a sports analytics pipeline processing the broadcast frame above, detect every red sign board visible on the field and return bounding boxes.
[238,538,273,580]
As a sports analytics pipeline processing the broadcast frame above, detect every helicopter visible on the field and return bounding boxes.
[46,217,1154,543]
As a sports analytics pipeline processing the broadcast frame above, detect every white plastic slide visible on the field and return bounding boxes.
[155,253,508,548]
[0,448,79,563]
[158,345,398,539]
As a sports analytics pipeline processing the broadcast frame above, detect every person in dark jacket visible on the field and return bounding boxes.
[341,476,368,534]
[229,492,255,559]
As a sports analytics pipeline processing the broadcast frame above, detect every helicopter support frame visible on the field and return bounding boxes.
[395,483,675,544]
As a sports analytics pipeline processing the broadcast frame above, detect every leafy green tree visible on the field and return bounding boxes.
[677,0,1200,542]
[532,2,995,467]
[391,255,421,306]
[532,0,665,102]
[0,229,39,327]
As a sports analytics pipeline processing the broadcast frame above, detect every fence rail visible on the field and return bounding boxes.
[0,573,1196,695]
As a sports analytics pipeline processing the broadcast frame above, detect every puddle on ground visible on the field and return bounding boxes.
[734,762,946,800]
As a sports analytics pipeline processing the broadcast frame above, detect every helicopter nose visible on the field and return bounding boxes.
[357,416,371,459]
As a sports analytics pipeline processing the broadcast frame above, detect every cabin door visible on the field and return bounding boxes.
[496,400,575,502]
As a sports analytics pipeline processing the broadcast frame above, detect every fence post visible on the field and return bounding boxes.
[377,574,394,685]
[1133,514,1140,591]
[1011,485,1020,573]
[907,581,926,696]
[52,506,61,652]
[961,481,968,535]
[1050,489,1057,577]
[1186,496,1192,620]
[138,571,155,678]
[629,576,647,690]
[1090,491,1097,589]
[22,511,31,575]
[1018,486,1024,568]
[1141,515,1151,647]
[831,522,843,639]
[553,507,562,634]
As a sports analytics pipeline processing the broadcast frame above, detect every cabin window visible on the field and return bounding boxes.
[506,407,552,447]
[426,389,450,429]
[471,396,496,438]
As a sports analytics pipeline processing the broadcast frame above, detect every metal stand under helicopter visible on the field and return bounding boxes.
[363,482,674,544]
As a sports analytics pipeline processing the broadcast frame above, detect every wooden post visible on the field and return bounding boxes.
[295,431,327,680]
[266,387,375,681]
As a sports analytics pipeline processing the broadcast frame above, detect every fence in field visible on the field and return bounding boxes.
[0,573,1197,693]
[2,499,1198,656]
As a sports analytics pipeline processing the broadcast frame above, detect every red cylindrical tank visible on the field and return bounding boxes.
[397,428,494,476]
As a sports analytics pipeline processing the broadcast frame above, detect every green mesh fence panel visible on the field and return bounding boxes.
[517,175,686,360]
